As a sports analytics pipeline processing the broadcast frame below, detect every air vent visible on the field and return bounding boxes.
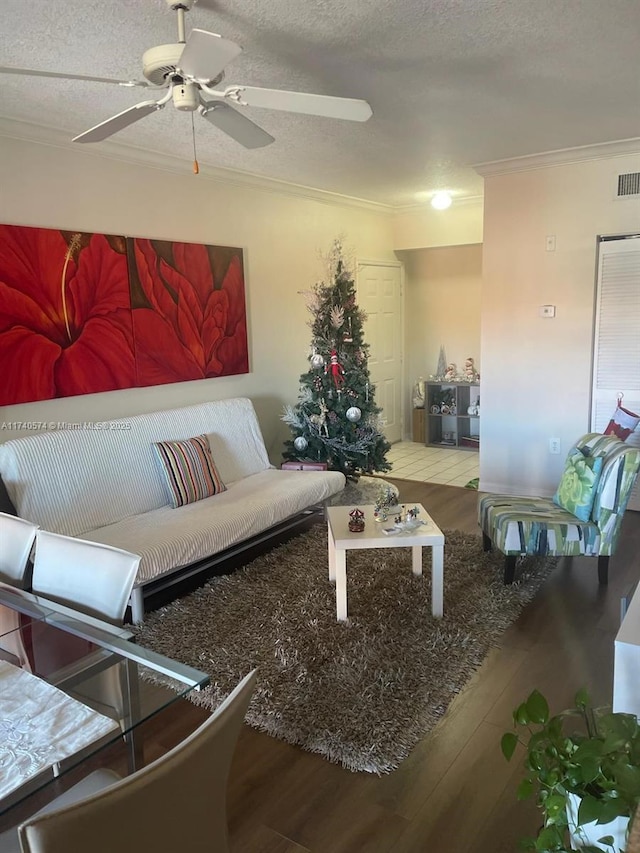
[616,172,640,198]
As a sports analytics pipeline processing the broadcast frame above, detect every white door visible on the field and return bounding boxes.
[356,261,403,444]
[590,236,640,511]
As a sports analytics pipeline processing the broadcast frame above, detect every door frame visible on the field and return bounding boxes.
[590,233,640,511]
[356,258,406,442]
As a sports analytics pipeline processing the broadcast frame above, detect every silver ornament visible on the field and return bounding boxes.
[346,406,362,423]
[293,436,308,451]
[311,353,325,369]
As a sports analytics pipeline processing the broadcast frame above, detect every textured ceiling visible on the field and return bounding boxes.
[1,0,639,206]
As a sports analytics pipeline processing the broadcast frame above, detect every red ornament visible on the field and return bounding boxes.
[325,349,345,388]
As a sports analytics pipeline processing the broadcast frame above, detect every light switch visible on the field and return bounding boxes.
[539,305,556,318]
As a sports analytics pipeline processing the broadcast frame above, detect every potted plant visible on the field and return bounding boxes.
[501,688,640,852]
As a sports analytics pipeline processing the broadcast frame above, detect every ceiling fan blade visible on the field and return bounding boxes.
[0,65,148,87]
[72,100,162,143]
[224,86,372,121]
[199,102,274,149]
[178,29,242,82]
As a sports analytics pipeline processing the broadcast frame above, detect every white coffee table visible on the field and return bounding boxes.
[326,503,445,622]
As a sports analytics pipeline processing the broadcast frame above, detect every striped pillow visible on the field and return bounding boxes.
[154,434,226,508]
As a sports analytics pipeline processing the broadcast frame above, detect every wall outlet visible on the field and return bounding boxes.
[549,437,561,455]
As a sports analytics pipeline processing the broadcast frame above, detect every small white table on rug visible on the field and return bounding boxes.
[326,503,445,622]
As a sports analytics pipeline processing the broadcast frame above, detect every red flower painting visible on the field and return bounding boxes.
[0,227,249,406]
[0,225,135,405]
[130,238,249,386]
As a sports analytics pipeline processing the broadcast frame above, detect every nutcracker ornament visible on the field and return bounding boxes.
[326,349,345,388]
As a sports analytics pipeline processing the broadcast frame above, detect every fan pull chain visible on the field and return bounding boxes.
[191,112,199,175]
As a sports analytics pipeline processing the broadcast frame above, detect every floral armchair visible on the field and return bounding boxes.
[478,433,640,584]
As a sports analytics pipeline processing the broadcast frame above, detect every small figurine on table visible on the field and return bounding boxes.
[392,505,426,532]
[373,505,388,522]
[348,508,365,532]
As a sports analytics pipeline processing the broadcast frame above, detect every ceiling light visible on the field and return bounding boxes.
[431,191,452,210]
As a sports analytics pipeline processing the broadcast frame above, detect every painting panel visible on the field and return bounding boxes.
[0,224,134,406]
[128,238,249,388]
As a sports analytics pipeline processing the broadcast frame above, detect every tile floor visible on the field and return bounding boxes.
[387,441,479,488]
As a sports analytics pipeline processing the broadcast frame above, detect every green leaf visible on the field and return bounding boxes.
[599,712,638,741]
[544,793,567,818]
[501,732,518,761]
[596,838,615,848]
[547,716,564,740]
[574,740,605,760]
[535,826,563,850]
[517,778,534,800]
[597,797,629,823]
[526,690,550,725]
[578,794,604,825]
[515,702,530,725]
[613,763,640,796]
[574,755,601,784]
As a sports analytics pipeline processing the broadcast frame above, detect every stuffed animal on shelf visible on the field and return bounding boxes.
[464,357,479,382]
[443,363,458,381]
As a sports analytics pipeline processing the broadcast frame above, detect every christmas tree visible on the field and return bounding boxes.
[282,240,391,479]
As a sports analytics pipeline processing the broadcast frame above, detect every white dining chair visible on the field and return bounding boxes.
[29,531,142,731]
[31,531,140,626]
[0,512,39,589]
[0,670,257,853]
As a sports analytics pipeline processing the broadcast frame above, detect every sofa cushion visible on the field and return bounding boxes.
[79,469,346,585]
[154,435,226,508]
[0,398,271,537]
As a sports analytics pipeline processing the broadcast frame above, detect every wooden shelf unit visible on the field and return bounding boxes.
[426,381,480,451]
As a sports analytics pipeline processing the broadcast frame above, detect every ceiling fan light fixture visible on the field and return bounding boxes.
[172,80,199,111]
[431,191,452,210]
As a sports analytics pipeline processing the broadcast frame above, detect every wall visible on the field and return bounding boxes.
[393,200,483,250]
[400,244,483,435]
[0,136,396,460]
[480,152,640,495]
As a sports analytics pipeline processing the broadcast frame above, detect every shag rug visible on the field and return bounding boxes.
[134,524,555,775]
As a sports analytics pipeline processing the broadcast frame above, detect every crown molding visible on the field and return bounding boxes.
[474,138,640,177]
[0,116,394,215]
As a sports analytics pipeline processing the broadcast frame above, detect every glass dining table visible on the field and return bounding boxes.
[0,582,209,832]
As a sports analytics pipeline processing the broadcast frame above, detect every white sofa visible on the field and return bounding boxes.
[0,398,346,622]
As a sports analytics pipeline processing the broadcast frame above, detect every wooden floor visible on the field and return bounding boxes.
[141,479,640,853]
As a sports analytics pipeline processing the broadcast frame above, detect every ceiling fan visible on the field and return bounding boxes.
[0,0,373,150]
